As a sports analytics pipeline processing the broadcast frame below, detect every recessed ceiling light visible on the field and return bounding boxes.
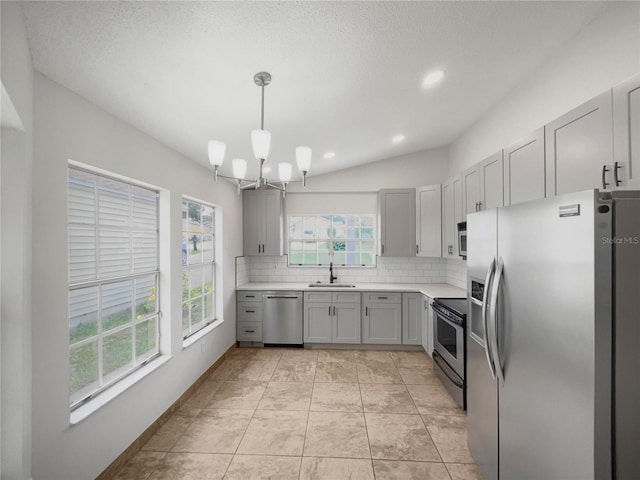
[392,134,405,144]
[324,152,336,159]
[422,69,445,88]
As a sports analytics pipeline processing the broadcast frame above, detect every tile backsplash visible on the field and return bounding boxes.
[236,255,465,285]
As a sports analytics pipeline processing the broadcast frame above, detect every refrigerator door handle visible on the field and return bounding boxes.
[489,257,506,387]
[482,258,497,379]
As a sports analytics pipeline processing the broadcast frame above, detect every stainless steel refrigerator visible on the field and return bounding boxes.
[466,189,640,480]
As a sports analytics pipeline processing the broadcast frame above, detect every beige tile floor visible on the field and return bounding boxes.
[114,348,482,480]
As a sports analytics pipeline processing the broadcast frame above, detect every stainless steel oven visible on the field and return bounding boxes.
[432,297,467,409]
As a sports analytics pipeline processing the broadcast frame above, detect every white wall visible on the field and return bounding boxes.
[31,73,243,479]
[1,3,34,479]
[449,2,640,175]
[288,146,450,193]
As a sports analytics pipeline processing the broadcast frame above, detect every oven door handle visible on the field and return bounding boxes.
[433,351,464,388]
[482,258,497,380]
[489,257,505,387]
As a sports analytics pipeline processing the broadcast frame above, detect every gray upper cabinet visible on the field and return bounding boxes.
[613,73,640,189]
[243,190,283,256]
[545,90,614,196]
[416,184,442,257]
[479,151,504,211]
[442,175,463,259]
[379,188,416,257]
[504,128,546,205]
[463,152,504,217]
[462,164,480,218]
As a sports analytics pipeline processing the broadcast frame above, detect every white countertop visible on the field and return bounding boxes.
[236,282,466,299]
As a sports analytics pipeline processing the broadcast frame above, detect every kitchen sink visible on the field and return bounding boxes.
[308,283,356,288]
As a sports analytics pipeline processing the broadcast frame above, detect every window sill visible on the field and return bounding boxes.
[183,318,224,349]
[70,354,173,425]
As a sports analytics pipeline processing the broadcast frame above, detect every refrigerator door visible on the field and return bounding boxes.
[611,191,640,479]
[466,209,498,480]
[496,190,611,480]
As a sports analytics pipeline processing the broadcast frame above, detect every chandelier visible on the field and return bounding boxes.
[208,71,312,194]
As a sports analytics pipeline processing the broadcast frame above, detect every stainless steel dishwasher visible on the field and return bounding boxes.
[262,291,303,346]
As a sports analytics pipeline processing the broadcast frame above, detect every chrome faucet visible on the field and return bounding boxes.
[329,261,338,284]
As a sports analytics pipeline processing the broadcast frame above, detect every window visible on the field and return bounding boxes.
[181,198,216,339]
[68,167,159,408]
[288,214,376,266]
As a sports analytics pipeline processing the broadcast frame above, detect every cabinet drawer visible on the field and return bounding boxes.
[304,292,332,303]
[238,302,263,322]
[238,291,262,302]
[363,292,401,304]
[332,292,360,304]
[237,322,262,342]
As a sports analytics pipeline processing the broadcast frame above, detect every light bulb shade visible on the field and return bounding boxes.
[232,158,247,180]
[278,162,292,182]
[251,129,271,160]
[208,140,226,167]
[296,146,312,173]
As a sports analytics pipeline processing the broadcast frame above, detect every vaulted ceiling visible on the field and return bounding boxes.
[21,1,609,179]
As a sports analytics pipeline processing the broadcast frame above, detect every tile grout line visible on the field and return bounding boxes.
[357,372,376,478]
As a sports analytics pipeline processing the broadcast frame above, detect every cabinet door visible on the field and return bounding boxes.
[303,302,332,343]
[479,151,504,210]
[261,190,283,255]
[242,190,283,256]
[402,293,422,345]
[462,165,480,218]
[421,295,433,356]
[504,128,546,205]
[243,190,260,256]
[379,189,416,257]
[545,90,614,196]
[363,303,402,344]
[442,176,461,259]
[333,303,361,344]
[416,185,442,257]
[613,73,640,189]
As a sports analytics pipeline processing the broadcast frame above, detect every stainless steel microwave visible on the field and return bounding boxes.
[457,221,467,258]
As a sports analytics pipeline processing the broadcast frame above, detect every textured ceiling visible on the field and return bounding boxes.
[21,1,609,180]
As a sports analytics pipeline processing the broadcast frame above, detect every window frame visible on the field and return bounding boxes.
[181,196,217,340]
[67,166,161,410]
[287,214,377,267]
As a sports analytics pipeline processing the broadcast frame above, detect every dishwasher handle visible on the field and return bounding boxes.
[265,295,301,299]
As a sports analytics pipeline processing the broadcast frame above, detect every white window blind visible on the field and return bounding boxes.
[68,167,159,408]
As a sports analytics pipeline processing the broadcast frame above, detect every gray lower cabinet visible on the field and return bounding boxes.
[304,291,361,344]
[362,292,402,344]
[237,291,263,343]
[402,293,422,345]
[421,295,433,356]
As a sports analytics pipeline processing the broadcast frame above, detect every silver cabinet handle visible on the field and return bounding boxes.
[482,259,497,380]
[333,306,336,316]
[245,310,255,313]
[489,258,505,387]
[365,306,368,316]
[381,244,385,255]
[602,164,610,189]
[245,330,255,333]
[614,161,622,187]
